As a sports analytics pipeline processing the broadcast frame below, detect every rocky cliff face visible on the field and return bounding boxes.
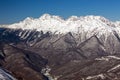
[1,14,120,80]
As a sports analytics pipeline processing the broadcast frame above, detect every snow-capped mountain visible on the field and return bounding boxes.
[1,14,119,34]
[1,14,120,80]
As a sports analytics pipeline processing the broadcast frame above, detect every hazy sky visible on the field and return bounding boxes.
[0,0,120,24]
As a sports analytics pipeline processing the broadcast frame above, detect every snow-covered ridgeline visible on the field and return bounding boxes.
[1,14,120,35]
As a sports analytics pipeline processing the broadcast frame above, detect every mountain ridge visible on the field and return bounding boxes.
[0,14,119,34]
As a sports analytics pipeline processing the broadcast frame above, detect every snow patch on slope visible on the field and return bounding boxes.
[0,68,17,80]
[41,66,59,80]
[108,64,120,72]
[86,74,105,80]
[95,56,120,61]
[107,56,120,60]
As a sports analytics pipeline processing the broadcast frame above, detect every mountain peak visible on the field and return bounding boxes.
[40,14,52,19]
[67,16,79,21]
[23,17,34,23]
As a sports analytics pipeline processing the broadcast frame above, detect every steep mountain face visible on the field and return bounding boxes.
[1,14,120,80]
